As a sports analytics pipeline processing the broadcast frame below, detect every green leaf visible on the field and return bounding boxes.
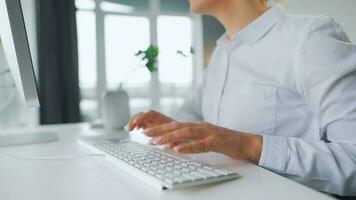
[176,50,188,57]
[176,47,195,58]
[135,45,159,73]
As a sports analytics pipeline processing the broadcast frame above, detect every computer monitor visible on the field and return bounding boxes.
[0,0,39,107]
[0,0,57,147]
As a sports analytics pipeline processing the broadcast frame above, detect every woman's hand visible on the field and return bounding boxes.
[128,110,174,131]
[144,122,263,163]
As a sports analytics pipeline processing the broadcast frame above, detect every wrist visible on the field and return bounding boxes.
[240,133,263,164]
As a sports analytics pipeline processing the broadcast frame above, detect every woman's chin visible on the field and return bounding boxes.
[190,6,208,15]
[188,0,217,15]
[189,4,198,13]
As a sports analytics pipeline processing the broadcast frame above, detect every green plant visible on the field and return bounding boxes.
[135,45,195,73]
[135,45,159,73]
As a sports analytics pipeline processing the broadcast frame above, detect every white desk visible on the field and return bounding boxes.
[0,123,336,200]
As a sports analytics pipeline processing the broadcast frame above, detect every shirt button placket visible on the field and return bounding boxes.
[216,48,232,125]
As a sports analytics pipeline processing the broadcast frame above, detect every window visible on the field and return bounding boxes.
[105,16,151,89]
[76,0,203,121]
[158,16,193,85]
[76,0,97,120]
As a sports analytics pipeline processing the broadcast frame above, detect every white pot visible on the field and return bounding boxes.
[101,90,130,130]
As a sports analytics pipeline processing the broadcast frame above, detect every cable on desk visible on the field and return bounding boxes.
[0,152,105,160]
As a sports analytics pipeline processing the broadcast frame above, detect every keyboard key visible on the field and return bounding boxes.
[183,173,204,181]
[148,170,156,175]
[213,169,234,175]
[191,171,212,179]
[149,166,158,171]
[181,168,191,173]
[174,177,191,183]
[164,179,176,185]
[198,168,220,176]
[164,173,174,178]
[155,174,164,180]
[173,170,181,175]
[140,166,149,172]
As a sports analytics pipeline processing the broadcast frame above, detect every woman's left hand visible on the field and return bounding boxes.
[143,122,263,163]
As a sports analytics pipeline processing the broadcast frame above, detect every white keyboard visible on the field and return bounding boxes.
[79,137,239,190]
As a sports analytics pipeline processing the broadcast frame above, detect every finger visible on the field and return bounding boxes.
[128,112,143,131]
[130,112,152,130]
[144,122,195,137]
[150,127,205,145]
[164,142,176,149]
[130,112,143,128]
[132,111,158,129]
[164,141,188,150]
[174,140,211,154]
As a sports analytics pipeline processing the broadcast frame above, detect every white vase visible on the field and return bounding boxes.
[101,90,130,130]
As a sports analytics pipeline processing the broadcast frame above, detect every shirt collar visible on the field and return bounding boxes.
[217,5,286,46]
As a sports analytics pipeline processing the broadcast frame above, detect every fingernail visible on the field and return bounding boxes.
[151,137,162,145]
[148,139,154,145]
[143,128,152,135]
[174,146,181,152]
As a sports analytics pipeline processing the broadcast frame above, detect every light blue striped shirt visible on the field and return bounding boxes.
[175,5,356,196]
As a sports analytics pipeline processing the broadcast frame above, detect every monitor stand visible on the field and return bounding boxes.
[0,23,58,147]
[0,57,58,147]
[0,130,58,147]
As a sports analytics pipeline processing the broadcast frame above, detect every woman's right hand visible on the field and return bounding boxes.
[127,110,174,131]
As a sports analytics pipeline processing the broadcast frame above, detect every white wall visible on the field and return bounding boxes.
[283,0,356,42]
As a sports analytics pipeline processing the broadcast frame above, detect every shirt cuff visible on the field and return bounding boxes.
[258,135,289,173]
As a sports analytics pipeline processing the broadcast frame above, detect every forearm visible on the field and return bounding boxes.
[259,135,356,196]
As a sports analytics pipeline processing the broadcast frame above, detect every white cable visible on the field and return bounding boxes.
[0,152,105,160]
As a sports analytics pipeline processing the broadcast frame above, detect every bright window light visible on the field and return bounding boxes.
[101,1,135,13]
[158,16,193,85]
[75,0,95,10]
[104,16,150,89]
[76,11,97,89]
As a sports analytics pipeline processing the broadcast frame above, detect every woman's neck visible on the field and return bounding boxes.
[214,1,268,43]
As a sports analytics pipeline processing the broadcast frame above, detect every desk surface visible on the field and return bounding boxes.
[0,123,335,200]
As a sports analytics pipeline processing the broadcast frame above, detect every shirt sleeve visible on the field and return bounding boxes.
[259,17,356,196]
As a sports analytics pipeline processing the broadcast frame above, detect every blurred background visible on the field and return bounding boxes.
[1,0,356,129]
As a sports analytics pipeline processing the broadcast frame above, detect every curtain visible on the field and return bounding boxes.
[37,0,81,124]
